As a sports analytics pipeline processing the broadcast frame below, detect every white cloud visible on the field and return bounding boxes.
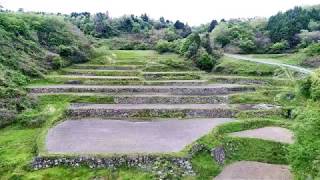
[0,0,319,25]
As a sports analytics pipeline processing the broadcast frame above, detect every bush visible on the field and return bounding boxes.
[297,31,320,48]
[17,110,48,128]
[180,33,201,57]
[134,43,150,50]
[291,62,320,180]
[0,109,17,128]
[238,38,256,53]
[298,78,312,98]
[308,20,320,31]
[164,28,180,41]
[52,56,64,70]
[305,43,320,57]
[58,45,73,57]
[302,55,320,68]
[299,69,320,100]
[155,40,172,53]
[269,41,289,53]
[310,69,320,100]
[288,106,320,179]
[195,48,216,72]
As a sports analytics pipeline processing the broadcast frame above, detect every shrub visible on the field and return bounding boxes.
[297,31,320,48]
[155,40,172,53]
[238,38,256,53]
[302,55,320,68]
[185,42,200,58]
[58,45,73,57]
[288,106,320,179]
[0,109,17,128]
[180,33,201,56]
[269,41,289,53]
[299,69,320,100]
[164,28,180,41]
[17,110,48,128]
[310,69,320,100]
[52,56,64,70]
[195,48,216,72]
[308,20,320,31]
[305,43,320,57]
[298,78,312,98]
[134,43,150,50]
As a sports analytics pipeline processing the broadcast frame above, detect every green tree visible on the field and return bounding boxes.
[195,48,216,72]
[308,20,320,31]
[208,19,218,32]
[267,7,312,45]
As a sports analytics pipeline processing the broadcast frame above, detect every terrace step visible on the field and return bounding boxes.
[48,76,207,86]
[43,75,142,85]
[207,75,290,85]
[143,71,202,80]
[49,75,141,80]
[60,69,141,76]
[144,80,208,86]
[68,103,236,119]
[30,93,228,104]
[28,84,255,95]
[230,126,294,144]
[46,118,234,153]
[105,61,147,66]
[72,64,141,70]
[113,94,228,104]
[215,161,292,180]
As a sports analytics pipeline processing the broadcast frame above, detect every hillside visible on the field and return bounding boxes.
[0,5,320,180]
[0,12,91,127]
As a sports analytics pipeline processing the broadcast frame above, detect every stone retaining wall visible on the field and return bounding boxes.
[114,95,228,104]
[67,108,237,119]
[32,155,195,177]
[144,81,207,86]
[143,74,201,80]
[29,86,255,95]
[210,77,290,86]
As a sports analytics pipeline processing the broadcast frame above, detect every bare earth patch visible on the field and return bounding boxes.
[215,161,293,180]
[46,118,233,154]
[230,126,294,144]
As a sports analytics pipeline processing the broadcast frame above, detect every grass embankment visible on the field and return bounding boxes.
[246,53,307,65]
[286,69,320,179]
[215,56,283,76]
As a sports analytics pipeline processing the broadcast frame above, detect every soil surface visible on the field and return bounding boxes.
[215,161,293,180]
[230,126,294,144]
[46,118,233,153]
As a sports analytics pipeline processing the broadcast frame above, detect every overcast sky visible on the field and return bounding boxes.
[1,0,319,25]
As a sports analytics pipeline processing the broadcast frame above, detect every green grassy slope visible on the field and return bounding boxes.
[0,12,91,127]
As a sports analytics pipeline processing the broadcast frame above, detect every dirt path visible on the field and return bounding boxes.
[225,53,312,74]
